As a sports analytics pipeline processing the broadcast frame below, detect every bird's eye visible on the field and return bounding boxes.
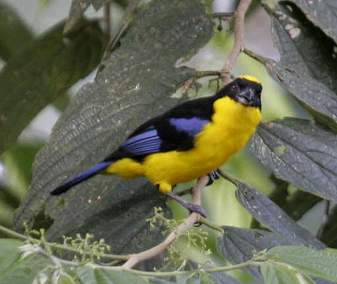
[230,84,239,91]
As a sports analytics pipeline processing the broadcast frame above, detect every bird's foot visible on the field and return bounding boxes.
[166,192,207,218]
[207,169,221,186]
[185,203,207,218]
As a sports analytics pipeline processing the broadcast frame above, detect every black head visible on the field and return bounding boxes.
[217,75,262,109]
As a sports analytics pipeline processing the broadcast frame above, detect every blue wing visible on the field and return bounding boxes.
[168,117,209,136]
[120,117,209,157]
[121,127,162,156]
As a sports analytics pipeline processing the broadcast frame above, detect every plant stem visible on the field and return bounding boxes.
[221,0,253,83]
[0,224,26,240]
[90,258,259,277]
[0,224,129,261]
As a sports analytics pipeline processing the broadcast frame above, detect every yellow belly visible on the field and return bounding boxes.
[107,97,261,193]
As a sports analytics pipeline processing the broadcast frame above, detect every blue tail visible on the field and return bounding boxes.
[51,161,111,195]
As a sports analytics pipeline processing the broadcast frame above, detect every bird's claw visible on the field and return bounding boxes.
[166,192,207,218]
[186,204,207,218]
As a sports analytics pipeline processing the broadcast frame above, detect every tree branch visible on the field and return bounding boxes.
[221,0,253,83]
[122,175,210,269]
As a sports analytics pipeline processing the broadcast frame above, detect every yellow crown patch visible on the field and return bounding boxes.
[239,75,261,84]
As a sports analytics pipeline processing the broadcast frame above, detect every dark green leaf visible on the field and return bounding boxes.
[250,118,337,202]
[235,181,324,248]
[267,246,337,282]
[0,20,104,155]
[263,62,337,131]
[14,0,213,258]
[286,0,337,43]
[261,3,337,130]
[0,2,33,60]
[218,226,289,279]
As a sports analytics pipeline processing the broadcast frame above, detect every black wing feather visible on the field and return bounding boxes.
[105,96,215,161]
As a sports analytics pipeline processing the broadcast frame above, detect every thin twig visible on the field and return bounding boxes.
[221,0,253,83]
[0,224,26,240]
[243,48,268,64]
[101,0,139,63]
[122,176,210,269]
[217,169,239,186]
[104,2,111,41]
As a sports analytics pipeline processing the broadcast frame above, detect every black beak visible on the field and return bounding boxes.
[236,87,261,108]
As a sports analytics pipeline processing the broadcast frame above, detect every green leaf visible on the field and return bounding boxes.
[76,266,149,284]
[0,2,33,60]
[0,19,104,155]
[261,263,314,284]
[267,246,337,282]
[76,266,97,284]
[96,269,149,284]
[57,272,76,284]
[260,3,337,130]
[235,181,323,248]
[250,118,337,202]
[0,253,52,284]
[2,143,43,202]
[14,0,213,258]
[0,239,23,275]
[207,272,240,284]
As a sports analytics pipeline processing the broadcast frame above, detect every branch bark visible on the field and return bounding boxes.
[122,176,209,269]
[221,0,253,83]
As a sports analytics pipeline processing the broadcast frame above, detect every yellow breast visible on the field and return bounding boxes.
[107,97,261,192]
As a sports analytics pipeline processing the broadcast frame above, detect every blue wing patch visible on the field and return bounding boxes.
[121,127,162,156]
[169,117,209,136]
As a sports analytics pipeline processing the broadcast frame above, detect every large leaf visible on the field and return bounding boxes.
[14,0,213,256]
[0,239,23,275]
[0,2,33,60]
[76,266,149,284]
[285,0,337,43]
[260,2,337,130]
[0,20,104,155]
[261,263,314,284]
[250,118,337,202]
[267,246,337,282]
[235,181,324,248]
[0,253,52,284]
[218,226,290,279]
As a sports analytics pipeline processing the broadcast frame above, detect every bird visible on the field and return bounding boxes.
[51,75,262,216]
